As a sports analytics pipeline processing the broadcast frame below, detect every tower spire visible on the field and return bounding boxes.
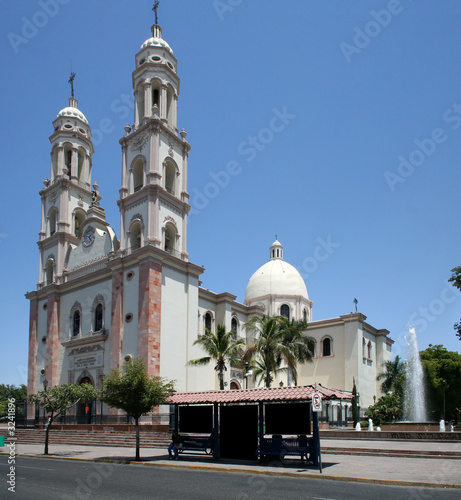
[68,72,76,98]
[153,1,159,25]
[68,72,78,108]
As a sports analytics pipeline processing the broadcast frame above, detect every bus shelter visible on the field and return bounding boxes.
[167,384,352,464]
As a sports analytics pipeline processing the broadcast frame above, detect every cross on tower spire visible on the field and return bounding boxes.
[68,72,76,98]
[152,1,160,25]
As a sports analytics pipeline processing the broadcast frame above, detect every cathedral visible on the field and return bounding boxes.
[26,16,393,419]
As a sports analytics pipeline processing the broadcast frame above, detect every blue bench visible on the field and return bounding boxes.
[257,436,313,462]
[177,435,213,455]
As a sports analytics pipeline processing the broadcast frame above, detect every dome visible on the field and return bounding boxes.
[244,240,309,304]
[57,104,88,125]
[140,36,173,54]
[140,25,173,54]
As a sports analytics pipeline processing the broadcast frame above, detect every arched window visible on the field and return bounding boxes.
[303,308,308,323]
[362,337,366,358]
[164,223,176,255]
[164,161,176,195]
[64,143,73,177]
[231,317,238,339]
[204,312,212,333]
[72,310,81,336]
[280,304,290,320]
[94,304,103,332]
[49,208,57,236]
[74,210,85,238]
[45,259,54,285]
[152,80,161,111]
[367,341,372,360]
[129,221,142,250]
[322,337,332,357]
[132,158,144,193]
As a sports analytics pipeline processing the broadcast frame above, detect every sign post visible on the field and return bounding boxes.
[312,387,323,473]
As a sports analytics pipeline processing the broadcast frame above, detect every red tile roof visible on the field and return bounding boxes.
[167,384,352,405]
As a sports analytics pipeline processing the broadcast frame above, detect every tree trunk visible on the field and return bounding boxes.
[44,414,53,455]
[135,417,140,461]
[219,369,224,390]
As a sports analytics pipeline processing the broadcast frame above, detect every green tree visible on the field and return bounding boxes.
[101,358,175,460]
[28,383,98,455]
[365,392,403,425]
[0,384,27,418]
[188,324,246,390]
[351,378,360,427]
[376,355,406,396]
[448,267,461,341]
[420,345,461,422]
[244,315,314,388]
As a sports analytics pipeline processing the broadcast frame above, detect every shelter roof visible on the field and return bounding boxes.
[168,384,352,405]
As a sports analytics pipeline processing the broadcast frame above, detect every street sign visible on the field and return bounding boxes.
[312,391,322,412]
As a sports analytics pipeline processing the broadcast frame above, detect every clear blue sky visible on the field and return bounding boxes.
[1,0,460,387]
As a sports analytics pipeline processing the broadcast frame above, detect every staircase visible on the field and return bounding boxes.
[14,427,170,448]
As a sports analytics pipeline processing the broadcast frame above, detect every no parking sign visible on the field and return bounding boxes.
[312,391,322,412]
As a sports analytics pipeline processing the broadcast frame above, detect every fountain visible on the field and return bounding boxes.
[403,326,428,422]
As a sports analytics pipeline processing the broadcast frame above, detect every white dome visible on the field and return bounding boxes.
[244,240,309,303]
[57,105,88,125]
[140,36,173,54]
[140,24,173,55]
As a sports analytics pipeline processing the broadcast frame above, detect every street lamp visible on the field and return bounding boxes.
[42,378,48,424]
[244,362,252,390]
[443,379,446,422]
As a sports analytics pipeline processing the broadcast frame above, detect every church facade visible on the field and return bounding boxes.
[26,18,393,419]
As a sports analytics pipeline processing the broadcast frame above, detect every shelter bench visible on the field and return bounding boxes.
[257,436,313,462]
[178,435,213,455]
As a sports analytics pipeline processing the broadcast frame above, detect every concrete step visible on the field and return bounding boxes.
[13,428,170,449]
[321,446,461,459]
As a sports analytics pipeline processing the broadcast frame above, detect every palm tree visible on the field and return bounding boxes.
[244,315,315,388]
[188,324,246,390]
[279,318,315,386]
[248,355,287,388]
[377,355,406,395]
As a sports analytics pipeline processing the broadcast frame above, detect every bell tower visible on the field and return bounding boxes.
[118,12,191,260]
[37,74,94,286]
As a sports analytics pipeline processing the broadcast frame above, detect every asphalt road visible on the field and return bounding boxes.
[1,455,459,500]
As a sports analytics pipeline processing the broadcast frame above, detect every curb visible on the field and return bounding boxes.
[3,452,460,490]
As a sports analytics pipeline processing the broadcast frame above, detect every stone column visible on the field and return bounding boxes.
[160,84,167,120]
[144,81,152,119]
[137,260,162,377]
[71,147,79,181]
[57,146,64,177]
[46,294,60,388]
[134,90,139,126]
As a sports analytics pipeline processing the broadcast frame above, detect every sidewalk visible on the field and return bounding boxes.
[3,439,460,489]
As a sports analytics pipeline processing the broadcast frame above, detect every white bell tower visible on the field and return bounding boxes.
[37,74,94,287]
[118,16,191,260]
